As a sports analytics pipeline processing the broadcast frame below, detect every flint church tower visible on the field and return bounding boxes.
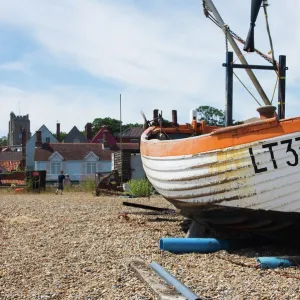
[8,112,31,146]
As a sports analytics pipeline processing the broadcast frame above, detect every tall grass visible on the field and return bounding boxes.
[27,177,96,194]
[79,177,96,192]
[127,178,152,197]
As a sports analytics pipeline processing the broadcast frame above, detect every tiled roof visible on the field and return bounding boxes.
[34,143,114,161]
[29,124,58,143]
[0,161,21,172]
[91,127,117,144]
[0,152,22,172]
[0,179,26,185]
[64,126,88,143]
[0,152,22,161]
[115,126,144,138]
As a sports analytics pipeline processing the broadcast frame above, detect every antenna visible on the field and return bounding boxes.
[18,101,21,116]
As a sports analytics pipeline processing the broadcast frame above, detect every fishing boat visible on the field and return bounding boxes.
[140,0,300,245]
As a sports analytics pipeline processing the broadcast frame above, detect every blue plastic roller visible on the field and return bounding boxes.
[257,257,294,269]
[160,238,229,253]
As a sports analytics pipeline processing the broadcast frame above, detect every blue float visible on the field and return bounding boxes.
[257,257,295,269]
[160,238,230,253]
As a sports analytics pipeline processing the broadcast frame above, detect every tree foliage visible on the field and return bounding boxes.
[92,118,121,136]
[196,106,242,126]
[0,136,8,146]
[196,106,225,126]
[92,117,142,136]
[52,132,68,142]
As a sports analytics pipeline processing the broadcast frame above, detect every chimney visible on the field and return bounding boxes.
[85,122,92,140]
[172,110,178,126]
[56,123,61,142]
[102,129,109,149]
[21,128,27,169]
[35,130,42,148]
[153,109,159,126]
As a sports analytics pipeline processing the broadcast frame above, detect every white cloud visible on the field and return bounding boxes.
[0,85,126,136]
[0,62,28,72]
[0,0,299,137]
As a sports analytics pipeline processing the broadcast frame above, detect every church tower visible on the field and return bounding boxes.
[8,112,31,146]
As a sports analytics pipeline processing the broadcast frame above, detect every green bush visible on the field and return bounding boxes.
[79,177,96,192]
[127,178,152,197]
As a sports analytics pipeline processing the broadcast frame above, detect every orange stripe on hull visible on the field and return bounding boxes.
[141,117,300,157]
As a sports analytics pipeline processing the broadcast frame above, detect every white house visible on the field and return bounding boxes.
[34,143,114,182]
[26,125,58,170]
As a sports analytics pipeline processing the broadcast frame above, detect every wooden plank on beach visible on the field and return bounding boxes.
[129,259,185,300]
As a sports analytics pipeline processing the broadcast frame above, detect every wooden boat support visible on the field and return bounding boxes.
[149,261,203,300]
[95,170,122,196]
[129,259,187,300]
[122,201,176,214]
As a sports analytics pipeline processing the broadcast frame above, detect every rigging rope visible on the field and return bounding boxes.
[271,76,279,104]
[263,2,276,67]
[232,52,250,65]
[202,1,278,67]
[203,0,281,107]
[225,25,228,53]
[233,71,262,106]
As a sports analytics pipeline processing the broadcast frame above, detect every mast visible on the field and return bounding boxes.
[203,0,271,106]
[119,93,123,185]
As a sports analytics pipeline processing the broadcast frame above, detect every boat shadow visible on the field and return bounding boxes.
[228,242,300,258]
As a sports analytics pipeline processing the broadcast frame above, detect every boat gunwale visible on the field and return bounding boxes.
[141,117,300,157]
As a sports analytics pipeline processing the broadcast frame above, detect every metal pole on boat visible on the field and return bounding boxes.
[225,51,233,126]
[278,55,286,119]
[120,93,123,185]
[203,0,271,106]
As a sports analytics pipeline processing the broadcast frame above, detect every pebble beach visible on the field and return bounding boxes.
[0,192,299,299]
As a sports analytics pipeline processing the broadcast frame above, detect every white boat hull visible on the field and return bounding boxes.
[142,131,300,213]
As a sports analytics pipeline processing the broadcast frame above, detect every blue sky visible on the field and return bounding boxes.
[0,0,299,137]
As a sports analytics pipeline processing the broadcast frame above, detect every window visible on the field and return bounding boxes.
[73,138,80,143]
[130,138,139,143]
[51,162,62,175]
[46,137,50,143]
[86,162,97,174]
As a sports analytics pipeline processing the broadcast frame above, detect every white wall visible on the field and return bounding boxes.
[26,125,58,170]
[35,160,112,182]
[131,154,145,179]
